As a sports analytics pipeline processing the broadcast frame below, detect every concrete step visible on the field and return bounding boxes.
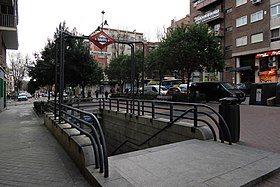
[87,139,280,187]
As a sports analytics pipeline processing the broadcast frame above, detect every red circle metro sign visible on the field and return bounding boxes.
[89,31,114,49]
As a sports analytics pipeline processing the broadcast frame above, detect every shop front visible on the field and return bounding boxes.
[256,50,280,82]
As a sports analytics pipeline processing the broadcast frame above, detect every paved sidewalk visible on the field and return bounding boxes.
[0,102,90,186]
[2,99,280,186]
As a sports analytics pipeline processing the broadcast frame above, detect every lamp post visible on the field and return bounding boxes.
[56,30,109,177]
[95,10,108,32]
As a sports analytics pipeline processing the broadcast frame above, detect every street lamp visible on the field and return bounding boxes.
[95,10,109,32]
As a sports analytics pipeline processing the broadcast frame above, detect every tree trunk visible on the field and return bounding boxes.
[81,85,85,98]
[186,71,192,102]
[181,69,185,84]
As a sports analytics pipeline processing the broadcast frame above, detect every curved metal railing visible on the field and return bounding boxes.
[47,100,109,178]
[61,98,233,156]
[108,99,232,155]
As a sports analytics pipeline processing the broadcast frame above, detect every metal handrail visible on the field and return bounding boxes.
[109,101,232,155]
[57,97,233,156]
[47,100,109,178]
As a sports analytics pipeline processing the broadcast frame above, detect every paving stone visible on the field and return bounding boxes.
[0,103,91,187]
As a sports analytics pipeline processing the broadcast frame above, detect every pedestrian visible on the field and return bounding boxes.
[105,90,109,100]
[95,90,99,99]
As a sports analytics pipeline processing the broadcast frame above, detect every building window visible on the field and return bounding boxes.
[236,0,247,7]
[251,33,263,43]
[225,26,233,32]
[271,28,280,41]
[271,3,280,17]
[236,36,248,46]
[225,8,232,13]
[225,45,232,51]
[259,57,270,72]
[251,10,263,23]
[236,16,247,27]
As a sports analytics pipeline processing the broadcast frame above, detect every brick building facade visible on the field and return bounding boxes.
[191,0,280,83]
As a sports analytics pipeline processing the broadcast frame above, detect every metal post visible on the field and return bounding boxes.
[80,113,84,129]
[141,43,144,98]
[170,103,173,122]
[152,101,155,119]
[59,31,64,123]
[193,105,198,127]
[142,101,144,115]
[54,39,58,119]
[117,99,119,112]
[133,41,145,97]
[137,100,140,116]
[126,100,129,114]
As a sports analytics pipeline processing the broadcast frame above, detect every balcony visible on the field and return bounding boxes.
[0,14,17,28]
[194,0,221,11]
[0,14,18,49]
[194,9,224,24]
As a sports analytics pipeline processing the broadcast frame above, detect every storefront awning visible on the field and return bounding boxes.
[256,50,280,58]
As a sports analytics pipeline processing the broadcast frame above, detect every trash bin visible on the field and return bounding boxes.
[219,97,240,143]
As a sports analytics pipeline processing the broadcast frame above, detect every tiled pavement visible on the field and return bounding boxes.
[0,102,90,186]
[239,104,280,186]
[207,100,280,187]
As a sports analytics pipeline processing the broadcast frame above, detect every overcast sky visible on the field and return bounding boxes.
[12,0,190,58]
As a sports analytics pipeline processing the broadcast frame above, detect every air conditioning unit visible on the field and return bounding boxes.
[269,56,276,62]
[268,56,276,68]
[268,62,276,68]
[251,0,261,5]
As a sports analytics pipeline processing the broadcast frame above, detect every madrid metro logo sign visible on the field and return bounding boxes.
[89,31,114,49]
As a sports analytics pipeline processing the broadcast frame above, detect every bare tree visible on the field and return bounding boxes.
[156,26,165,42]
[8,52,30,92]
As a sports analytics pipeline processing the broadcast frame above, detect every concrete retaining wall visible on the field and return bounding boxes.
[43,112,95,176]
[101,110,213,155]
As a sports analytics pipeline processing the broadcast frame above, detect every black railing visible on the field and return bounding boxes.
[62,98,232,153]
[0,14,17,28]
[47,100,109,178]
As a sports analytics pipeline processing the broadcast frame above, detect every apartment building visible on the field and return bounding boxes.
[190,0,280,83]
[167,15,191,33]
[0,0,18,111]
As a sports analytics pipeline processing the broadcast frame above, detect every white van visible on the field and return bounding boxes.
[144,85,167,95]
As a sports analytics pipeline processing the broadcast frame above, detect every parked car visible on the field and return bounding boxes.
[17,93,28,101]
[143,85,167,95]
[236,82,252,96]
[166,87,186,96]
[26,92,32,98]
[179,85,190,93]
[190,82,246,103]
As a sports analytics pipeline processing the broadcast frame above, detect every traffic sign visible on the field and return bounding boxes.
[89,31,114,49]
